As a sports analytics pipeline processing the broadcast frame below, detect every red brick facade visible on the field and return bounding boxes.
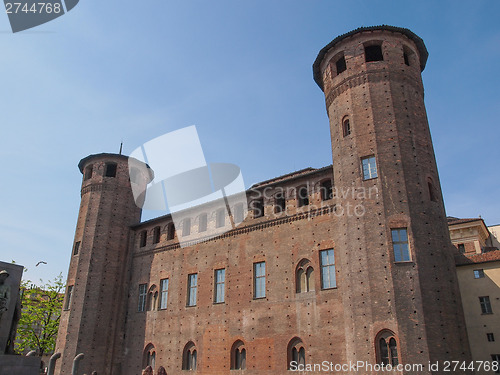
[55,27,472,375]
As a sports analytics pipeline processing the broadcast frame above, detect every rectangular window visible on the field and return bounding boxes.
[73,241,81,256]
[336,56,346,75]
[138,284,147,312]
[216,209,225,228]
[480,296,493,314]
[365,45,383,62]
[64,285,73,310]
[474,269,485,279]
[458,243,465,253]
[362,156,378,180]
[140,230,147,247]
[254,262,266,299]
[320,249,336,289]
[391,228,411,262]
[487,333,495,342]
[214,269,225,304]
[199,214,207,232]
[187,274,198,307]
[253,198,264,218]
[275,191,286,214]
[105,163,117,177]
[159,278,169,310]
[491,354,500,373]
[183,218,191,236]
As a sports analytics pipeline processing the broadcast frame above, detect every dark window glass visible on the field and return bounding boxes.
[365,45,383,62]
[153,226,161,244]
[73,241,80,255]
[480,296,493,314]
[140,230,147,247]
[105,163,117,177]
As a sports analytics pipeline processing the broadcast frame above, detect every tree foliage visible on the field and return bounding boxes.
[15,273,65,356]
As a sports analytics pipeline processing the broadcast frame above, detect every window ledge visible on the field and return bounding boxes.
[394,261,413,265]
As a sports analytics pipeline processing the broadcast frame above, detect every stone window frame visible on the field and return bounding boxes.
[295,259,315,293]
[375,329,400,366]
[287,337,306,369]
[182,341,197,370]
[230,340,247,370]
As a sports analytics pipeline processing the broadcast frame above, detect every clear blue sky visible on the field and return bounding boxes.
[1,0,499,284]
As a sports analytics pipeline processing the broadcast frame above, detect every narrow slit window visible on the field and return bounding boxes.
[167,223,175,240]
[73,241,81,255]
[342,118,351,137]
[139,230,147,247]
[64,285,73,310]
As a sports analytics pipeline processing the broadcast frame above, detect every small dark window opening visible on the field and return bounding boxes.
[403,52,410,66]
[140,230,147,247]
[335,56,346,75]
[253,198,264,218]
[458,243,465,253]
[428,180,437,202]
[365,45,383,62]
[487,333,495,342]
[199,213,207,232]
[153,226,161,244]
[321,180,333,201]
[342,118,351,137]
[275,192,286,214]
[297,187,309,207]
[105,163,117,177]
[84,165,93,181]
[167,223,175,240]
[73,241,81,255]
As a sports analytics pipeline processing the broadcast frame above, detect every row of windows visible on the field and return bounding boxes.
[137,250,337,312]
[135,229,412,313]
[331,43,413,77]
[83,162,117,181]
[144,333,403,371]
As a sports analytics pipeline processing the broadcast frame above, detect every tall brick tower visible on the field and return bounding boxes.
[313,26,471,373]
[55,154,152,375]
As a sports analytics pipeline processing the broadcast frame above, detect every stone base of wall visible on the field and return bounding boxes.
[0,355,41,375]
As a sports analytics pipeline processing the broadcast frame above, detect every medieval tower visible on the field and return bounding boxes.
[54,154,152,375]
[54,26,473,375]
[312,26,471,372]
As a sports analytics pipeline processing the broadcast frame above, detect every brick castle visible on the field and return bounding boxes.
[54,26,473,375]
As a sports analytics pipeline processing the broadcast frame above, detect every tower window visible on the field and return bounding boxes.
[361,156,378,180]
[64,285,73,310]
[320,249,336,289]
[214,268,225,304]
[216,208,225,228]
[458,243,465,253]
[342,117,351,137]
[84,164,93,181]
[73,241,81,256]
[474,269,485,279]
[487,333,495,342]
[253,198,264,218]
[139,230,147,247]
[275,191,286,213]
[428,178,438,201]
[377,331,399,366]
[254,261,266,299]
[479,296,493,314]
[297,186,309,207]
[320,179,333,201]
[159,278,168,310]
[183,218,191,236]
[187,273,198,307]
[153,226,161,244]
[231,340,246,370]
[365,44,383,62]
[403,52,410,66]
[182,342,197,370]
[105,162,117,177]
[335,55,346,75]
[138,283,147,312]
[166,223,175,240]
[391,228,411,262]
[198,213,207,232]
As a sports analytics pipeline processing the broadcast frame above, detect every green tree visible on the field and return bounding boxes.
[15,273,65,356]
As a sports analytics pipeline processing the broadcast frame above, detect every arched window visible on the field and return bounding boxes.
[231,340,247,370]
[182,342,197,370]
[287,337,305,369]
[166,223,175,240]
[296,259,314,293]
[320,179,333,201]
[143,344,156,370]
[146,285,157,311]
[297,186,309,207]
[153,226,161,244]
[376,330,399,366]
[342,116,351,137]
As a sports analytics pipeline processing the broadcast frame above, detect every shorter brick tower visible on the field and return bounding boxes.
[55,154,152,375]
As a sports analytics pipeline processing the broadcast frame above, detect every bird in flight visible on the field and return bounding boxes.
[35,261,47,267]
